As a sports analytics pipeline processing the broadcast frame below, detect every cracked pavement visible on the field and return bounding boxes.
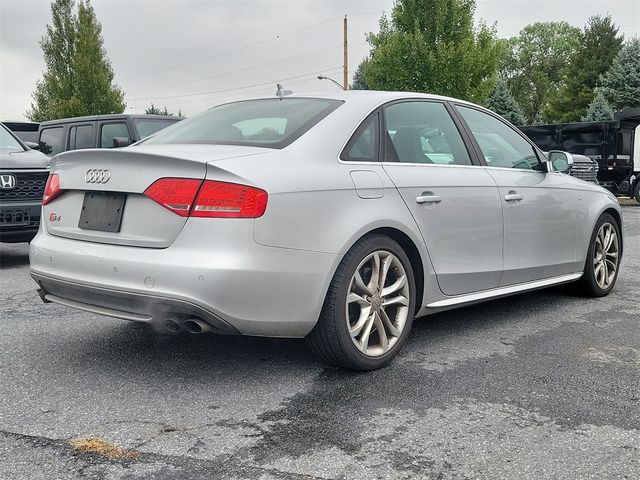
[0,206,638,479]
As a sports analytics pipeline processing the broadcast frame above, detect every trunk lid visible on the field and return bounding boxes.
[44,145,268,247]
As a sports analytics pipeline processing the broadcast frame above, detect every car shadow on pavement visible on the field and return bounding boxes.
[40,285,568,387]
[0,243,30,269]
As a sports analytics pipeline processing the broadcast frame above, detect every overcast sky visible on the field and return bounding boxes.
[1,0,638,121]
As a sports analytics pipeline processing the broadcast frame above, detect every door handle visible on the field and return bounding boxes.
[504,191,523,202]
[416,193,441,204]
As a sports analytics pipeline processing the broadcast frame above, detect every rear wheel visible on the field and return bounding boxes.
[307,234,416,370]
[575,213,621,297]
[633,181,640,205]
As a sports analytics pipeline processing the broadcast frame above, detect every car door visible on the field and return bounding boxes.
[381,100,503,296]
[454,104,579,286]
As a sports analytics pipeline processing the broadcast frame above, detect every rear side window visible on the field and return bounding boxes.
[143,98,343,149]
[101,122,130,148]
[341,113,379,162]
[69,124,93,150]
[39,127,64,156]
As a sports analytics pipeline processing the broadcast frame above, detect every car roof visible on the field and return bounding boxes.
[39,114,183,126]
[210,90,481,112]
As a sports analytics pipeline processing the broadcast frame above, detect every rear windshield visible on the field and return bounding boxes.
[142,98,343,149]
[0,124,26,154]
[133,118,181,140]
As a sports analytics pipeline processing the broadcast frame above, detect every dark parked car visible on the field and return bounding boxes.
[0,122,50,243]
[37,114,183,156]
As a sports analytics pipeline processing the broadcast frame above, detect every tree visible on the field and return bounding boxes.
[350,59,369,90]
[581,91,614,121]
[362,0,501,104]
[544,15,623,123]
[145,103,181,116]
[486,78,526,125]
[27,0,125,121]
[500,22,580,124]
[600,38,640,110]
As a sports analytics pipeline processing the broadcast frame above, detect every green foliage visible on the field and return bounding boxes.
[600,38,640,110]
[581,91,614,122]
[544,15,623,123]
[145,103,181,116]
[486,78,526,125]
[27,0,125,121]
[350,59,369,90]
[500,22,580,124]
[362,0,501,104]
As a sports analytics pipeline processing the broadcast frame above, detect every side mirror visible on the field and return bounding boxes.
[112,137,130,148]
[24,141,40,150]
[546,150,573,173]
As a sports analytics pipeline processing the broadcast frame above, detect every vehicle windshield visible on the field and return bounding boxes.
[0,125,26,154]
[133,118,181,140]
[142,98,343,149]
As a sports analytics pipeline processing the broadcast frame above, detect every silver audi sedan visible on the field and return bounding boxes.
[29,91,623,370]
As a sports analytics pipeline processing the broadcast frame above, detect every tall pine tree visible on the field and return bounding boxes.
[486,78,526,125]
[27,0,125,121]
[544,15,623,123]
[600,38,640,110]
[581,91,614,122]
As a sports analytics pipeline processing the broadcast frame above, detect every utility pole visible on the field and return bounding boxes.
[343,15,348,90]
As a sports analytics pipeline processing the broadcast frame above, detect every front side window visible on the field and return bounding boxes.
[39,127,64,156]
[69,124,93,150]
[142,98,343,149]
[101,122,130,148]
[0,124,25,154]
[341,113,379,162]
[384,101,472,165]
[457,106,541,170]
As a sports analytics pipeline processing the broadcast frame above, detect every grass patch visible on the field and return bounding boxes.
[69,437,141,459]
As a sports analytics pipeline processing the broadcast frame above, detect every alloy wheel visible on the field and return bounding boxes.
[593,222,619,289]
[346,250,410,357]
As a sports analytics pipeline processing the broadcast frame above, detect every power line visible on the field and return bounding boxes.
[155,67,344,108]
[120,15,346,82]
[125,66,343,102]
[128,44,344,96]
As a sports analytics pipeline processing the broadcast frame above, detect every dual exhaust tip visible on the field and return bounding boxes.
[163,317,211,334]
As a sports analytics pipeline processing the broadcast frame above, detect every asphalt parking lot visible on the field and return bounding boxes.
[0,206,638,480]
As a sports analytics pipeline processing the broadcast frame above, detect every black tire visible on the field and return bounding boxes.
[574,213,621,297]
[306,234,416,371]
[633,182,640,205]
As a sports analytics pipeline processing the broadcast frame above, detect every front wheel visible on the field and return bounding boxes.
[633,182,640,205]
[306,234,416,370]
[575,213,621,297]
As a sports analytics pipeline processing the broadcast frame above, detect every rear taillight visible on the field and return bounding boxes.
[192,180,268,218]
[143,178,202,216]
[42,173,61,205]
[143,178,268,218]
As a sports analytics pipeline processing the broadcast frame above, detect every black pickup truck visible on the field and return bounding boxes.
[519,108,640,203]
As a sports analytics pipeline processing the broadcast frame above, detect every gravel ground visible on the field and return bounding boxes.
[0,206,638,479]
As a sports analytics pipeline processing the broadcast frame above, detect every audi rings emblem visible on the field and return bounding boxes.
[85,169,111,184]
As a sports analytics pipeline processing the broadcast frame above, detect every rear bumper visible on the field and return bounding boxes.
[29,219,338,337]
[32,271,240,334]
